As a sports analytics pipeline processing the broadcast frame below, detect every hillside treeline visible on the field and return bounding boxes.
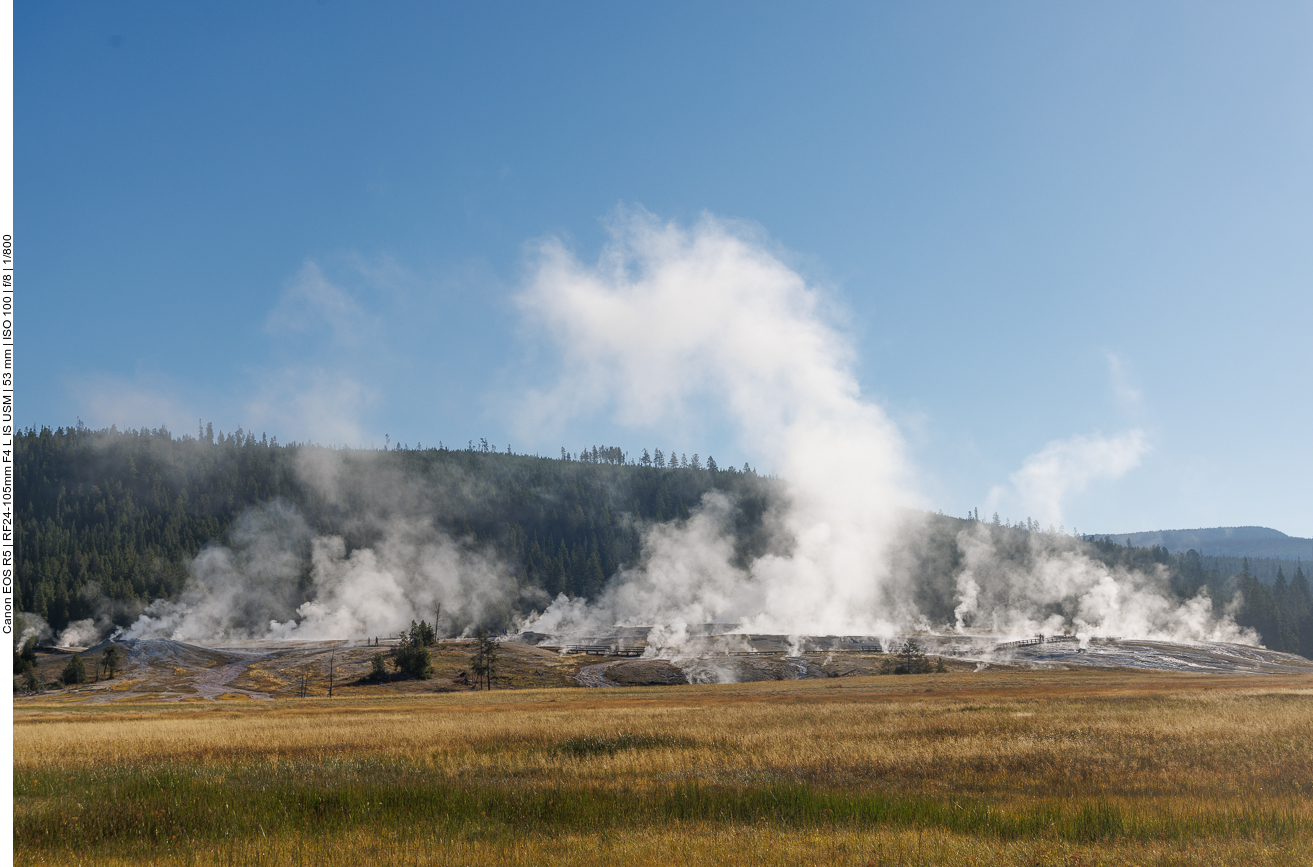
[15,424,773,636]
[15,424,1313,658]
[1082,536,1312,658]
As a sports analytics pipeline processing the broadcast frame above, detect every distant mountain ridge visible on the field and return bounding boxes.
[1098,526,1313,561]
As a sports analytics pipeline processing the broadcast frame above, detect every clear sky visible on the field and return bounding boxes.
[17,2,1313,536]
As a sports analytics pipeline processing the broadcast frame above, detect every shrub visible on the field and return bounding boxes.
[394,620,436,679]
[392,642,433,679]
[61,654,87,686]
[367,653,390,683]
[880,639,945,675]
[364,620,438,683]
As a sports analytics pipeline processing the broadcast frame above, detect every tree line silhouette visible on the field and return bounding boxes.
[14,423,771,637]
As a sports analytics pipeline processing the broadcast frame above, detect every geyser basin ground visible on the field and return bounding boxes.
[18,633,1313,703]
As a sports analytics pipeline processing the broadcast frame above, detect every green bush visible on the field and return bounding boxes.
[367,653,390,683]
[60,654,87,686]
[392,643,433,679]
[880,640,946,675]
[385,621,435,680]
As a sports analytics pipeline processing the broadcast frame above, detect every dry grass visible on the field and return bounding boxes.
[15,669,1313,865]
[19,825,1312,867]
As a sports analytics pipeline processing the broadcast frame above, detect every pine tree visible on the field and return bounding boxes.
[392,622,434,679]
[1290,565,1310,617]
[61,654,87,686]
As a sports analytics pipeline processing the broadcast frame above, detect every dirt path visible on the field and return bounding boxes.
[189,657,273,700]
[79,646,275,703]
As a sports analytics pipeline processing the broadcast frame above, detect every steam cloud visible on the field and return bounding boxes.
[106,210,1248,652]
[122,450,520,642]
[988,429,1149,529]
[950,523,1250,643]
[519,211,913,644]
[16,613,53,650]
[519,211,1248,651]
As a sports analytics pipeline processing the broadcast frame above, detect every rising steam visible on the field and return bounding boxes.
[519,211,913,643]
[988,429,1149,529]
[519,210,1248,650]
[122,451,521,642]
[950,523,1250,643]
[108,210,1249,651]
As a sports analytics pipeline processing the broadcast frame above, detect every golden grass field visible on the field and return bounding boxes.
[14,668,1313,866]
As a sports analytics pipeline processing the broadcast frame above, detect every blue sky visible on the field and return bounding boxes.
[18,2,1313,536]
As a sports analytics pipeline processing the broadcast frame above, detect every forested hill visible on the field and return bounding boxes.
[15,424,774,635]
[1100,527,1313,561]
[15,424,1313,659]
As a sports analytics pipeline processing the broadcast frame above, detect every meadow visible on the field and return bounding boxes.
[14,669,1313,866]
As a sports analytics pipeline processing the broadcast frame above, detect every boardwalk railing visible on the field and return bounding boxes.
[560,644,888,658]
[724,645,883,657]
[993,634,1118,650]
[563,644,645,657]
[994,637,1044,650]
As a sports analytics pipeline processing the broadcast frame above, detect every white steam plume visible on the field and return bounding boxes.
[950,524,1254,644]
[520,210,913,642]
[58,619,104,648]
[123,454,519,642]
[519,211,1247,651]
[15,613,53,651]
[266,521,511,640]
[54,582,141,647]
[110,211,1247,653]
[988,429,1149,528]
